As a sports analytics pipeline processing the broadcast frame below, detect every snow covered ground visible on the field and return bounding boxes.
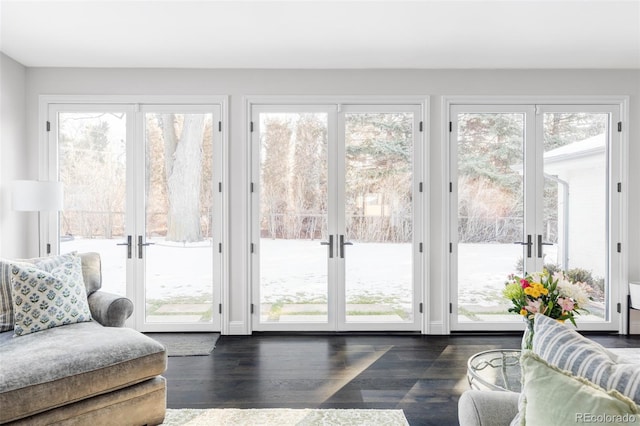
[61,238,559,317]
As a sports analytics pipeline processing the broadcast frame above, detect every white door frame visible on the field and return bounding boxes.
[135,104,224,332]
[250,104,338,332]
[248,96,428,332]
[443,95,629,333]
[336,104,423,332]
[43,95,229,332]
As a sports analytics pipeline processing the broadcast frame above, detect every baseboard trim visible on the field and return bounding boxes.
[427,321,447,335]
[228,321,250,335]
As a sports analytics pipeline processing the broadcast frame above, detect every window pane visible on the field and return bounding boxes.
[542,112,609,322]
[456,113,525,323]
[58,112,127,296]
[344,112,414,323]
[144,112,215,324]
[259,112,329,323]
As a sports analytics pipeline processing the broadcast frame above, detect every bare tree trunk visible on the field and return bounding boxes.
[160,113,178,190]
[164,114,205,242]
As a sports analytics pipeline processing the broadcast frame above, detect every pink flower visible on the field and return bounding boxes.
[520,279,531,289]
[558,297,575,312]
[525,299,541,314]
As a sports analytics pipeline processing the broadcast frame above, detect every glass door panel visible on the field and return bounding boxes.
[57,111,128,296]
[451,103,620,331]
[143,112,216,326]
[343,112,415,323]
[258,112,330,325]
[542,112,610,322]
[455,113,526,325]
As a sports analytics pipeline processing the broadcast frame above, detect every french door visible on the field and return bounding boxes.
[48,101,224,332]
[449,103,622,331]
[251,103,424,331]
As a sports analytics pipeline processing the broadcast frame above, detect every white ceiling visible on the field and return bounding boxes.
[1,0,639,69]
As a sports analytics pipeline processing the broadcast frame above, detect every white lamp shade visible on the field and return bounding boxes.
[12,180,64,211]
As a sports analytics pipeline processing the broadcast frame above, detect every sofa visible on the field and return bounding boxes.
[459,314,640,426]
[0,252,167,425]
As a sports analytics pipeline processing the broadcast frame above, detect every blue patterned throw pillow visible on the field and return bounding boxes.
[10,255,92,336]
[0,252,77,332]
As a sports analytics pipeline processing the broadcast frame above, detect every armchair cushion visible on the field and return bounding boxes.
[0,321,166,423]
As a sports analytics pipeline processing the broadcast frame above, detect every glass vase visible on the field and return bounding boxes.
[522,319,534,350]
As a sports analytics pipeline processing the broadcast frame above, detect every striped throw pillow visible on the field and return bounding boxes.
[532,313,640,404]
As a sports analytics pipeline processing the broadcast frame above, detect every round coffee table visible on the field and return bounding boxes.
[467,349,522,392]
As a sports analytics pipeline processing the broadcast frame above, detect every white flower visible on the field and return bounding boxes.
[557,277,590,308]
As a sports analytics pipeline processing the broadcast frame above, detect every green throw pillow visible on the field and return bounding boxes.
[518,351,640,425]
[10,255,92,336]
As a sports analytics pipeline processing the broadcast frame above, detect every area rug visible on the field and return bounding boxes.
[144,333,220,356]
[161,408,409,425]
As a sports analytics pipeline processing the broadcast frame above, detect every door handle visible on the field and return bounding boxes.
[320,235,334,258]
[116,235,132,259]
[339,235,353,259]
[514,234,532,258]
[138,235,155,259]
[537,234,553,258]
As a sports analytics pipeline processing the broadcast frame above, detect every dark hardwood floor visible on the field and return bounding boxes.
[164,332,640,426]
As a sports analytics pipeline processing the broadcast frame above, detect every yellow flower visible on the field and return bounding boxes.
[520,308,528,316]
[523,282,548,298]
[524,287,541,298]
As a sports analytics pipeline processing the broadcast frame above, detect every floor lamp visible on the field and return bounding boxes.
[12,180,64,256]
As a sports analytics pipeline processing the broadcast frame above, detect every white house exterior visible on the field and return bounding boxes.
[543,134,607,278]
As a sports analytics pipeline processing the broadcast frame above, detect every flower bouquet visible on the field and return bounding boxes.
[503,269,591,349]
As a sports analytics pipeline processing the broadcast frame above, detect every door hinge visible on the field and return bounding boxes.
[218,243,222,253]
[219,304,222,314]
[219,182,222,192]
[250,182,254,193]
[617,303,622,313]
[419,182,423,193]
[419,121,423,132]
[618,121,622,132]
[250,121,254,132]
[250,243,255,253]
[449,182,452,193]
[617,243,622,253]
[618,182,622,193]
[46,121,51,132]
[419,242,423,253]
[449,303,453,314]
[449,242,453,253]
[251,304,254,314]
[419,302,423,314]
[218,121,222,132]
[449,121,453,132]
[46,243,51,255]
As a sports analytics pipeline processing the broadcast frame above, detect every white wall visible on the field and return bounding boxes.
[0,53,29,259]
[19,68,640,333]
